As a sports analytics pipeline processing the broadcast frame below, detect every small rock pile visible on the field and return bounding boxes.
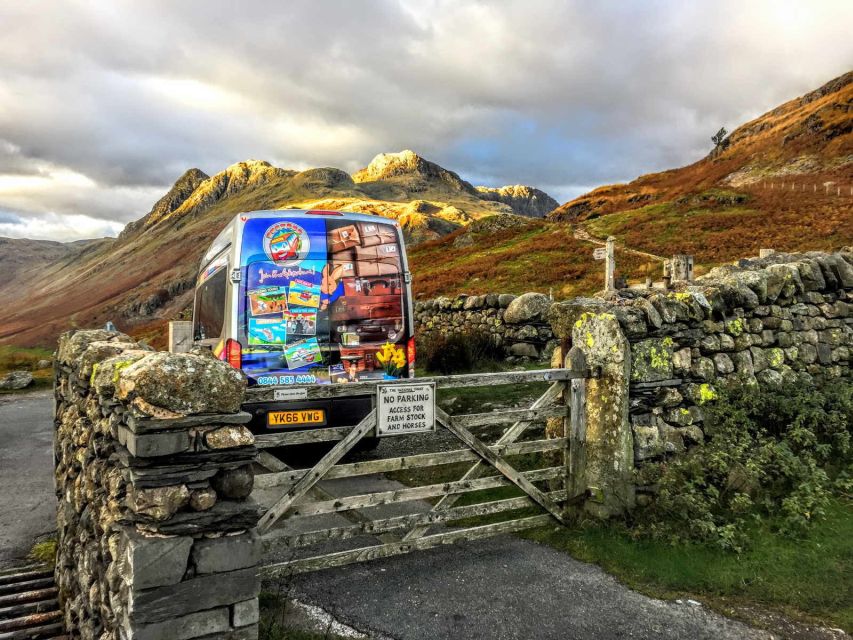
[53,329,261,640]
[415,292,557,360]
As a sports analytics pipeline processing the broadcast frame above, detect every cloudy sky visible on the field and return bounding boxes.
[0,0,850,241]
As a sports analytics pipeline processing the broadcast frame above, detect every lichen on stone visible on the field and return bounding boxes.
[698,383,718,404]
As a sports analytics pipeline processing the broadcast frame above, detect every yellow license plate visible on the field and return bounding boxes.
[268,409,326,427]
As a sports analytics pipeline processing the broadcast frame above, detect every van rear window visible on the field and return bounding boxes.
[237,217,409,386]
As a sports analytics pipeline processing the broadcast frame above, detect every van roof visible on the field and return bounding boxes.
[201,209,401,270]
[232,209,401,226]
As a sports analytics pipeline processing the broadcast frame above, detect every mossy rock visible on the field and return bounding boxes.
[631,337,675,382]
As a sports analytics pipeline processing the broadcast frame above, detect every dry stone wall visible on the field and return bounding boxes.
[53,329,260,640]
[549,249,853,513]
[414,292,557,359]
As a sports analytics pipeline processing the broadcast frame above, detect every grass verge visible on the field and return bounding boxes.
[521,496,853,632]
[0,345,53,394]
[29,538,57,567]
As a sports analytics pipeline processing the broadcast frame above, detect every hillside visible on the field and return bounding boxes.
[549,70,853,264]
[0,151,557,347]
[409,217,661,300]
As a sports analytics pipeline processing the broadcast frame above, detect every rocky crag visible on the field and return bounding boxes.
[475,185,559,218]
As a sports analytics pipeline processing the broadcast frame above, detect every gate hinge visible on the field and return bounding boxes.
[403,271,412,284]
[230,268,242,283]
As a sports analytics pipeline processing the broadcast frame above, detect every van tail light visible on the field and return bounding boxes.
[222,339,242,369]
[407,336,416,378]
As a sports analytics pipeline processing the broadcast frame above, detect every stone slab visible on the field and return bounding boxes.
[129,567,259,624]
[123,606,230,640]
[192,531,261,575]
[231,598,260,627]
[123,528,193,590]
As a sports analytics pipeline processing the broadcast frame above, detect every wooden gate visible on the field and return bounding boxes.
[247,359,592,577]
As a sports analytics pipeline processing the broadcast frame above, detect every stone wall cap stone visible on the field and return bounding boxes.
[118,352,246,416]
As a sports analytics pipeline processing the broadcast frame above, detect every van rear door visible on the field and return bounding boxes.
[237,215,411,387]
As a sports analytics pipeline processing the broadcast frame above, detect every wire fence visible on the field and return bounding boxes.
[752,181,853,196]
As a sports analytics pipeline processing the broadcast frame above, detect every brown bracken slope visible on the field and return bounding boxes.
[407,71,852,301]
[547,70,853,262]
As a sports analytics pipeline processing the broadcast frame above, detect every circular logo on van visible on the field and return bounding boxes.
[263,221,310,266]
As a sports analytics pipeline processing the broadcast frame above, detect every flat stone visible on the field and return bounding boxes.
[232,598,260,627]
[125,607,230,640]
[191,531,261,575]
[127,411,252,433]
[121,427,191,458]
[121,528,193,590]
[128,567,259,624]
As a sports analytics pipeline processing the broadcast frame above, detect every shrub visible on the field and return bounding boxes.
[417,329,504,375]
[635,380,852,552]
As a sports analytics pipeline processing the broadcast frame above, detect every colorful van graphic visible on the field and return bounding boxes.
[192,210,415,434]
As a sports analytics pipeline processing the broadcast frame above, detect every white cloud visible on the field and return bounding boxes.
[0,0,850,241]
[0,212,124,241]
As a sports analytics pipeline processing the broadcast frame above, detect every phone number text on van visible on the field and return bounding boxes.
[256,374,317,386]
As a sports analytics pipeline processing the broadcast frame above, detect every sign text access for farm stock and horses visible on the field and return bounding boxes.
[376,382,436,436]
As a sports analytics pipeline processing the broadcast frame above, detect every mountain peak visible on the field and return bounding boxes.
[120,167,209,237]
[476,185,559,218]
[352,150,477,194]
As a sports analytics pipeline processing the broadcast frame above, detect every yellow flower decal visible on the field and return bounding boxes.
[376,342,406,377]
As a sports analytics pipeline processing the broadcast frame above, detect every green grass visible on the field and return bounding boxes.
[28,539,57,567]
[521,497,853,632]
[0,345,53,393]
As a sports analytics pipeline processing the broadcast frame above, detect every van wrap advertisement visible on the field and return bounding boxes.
[239,216,407,386]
